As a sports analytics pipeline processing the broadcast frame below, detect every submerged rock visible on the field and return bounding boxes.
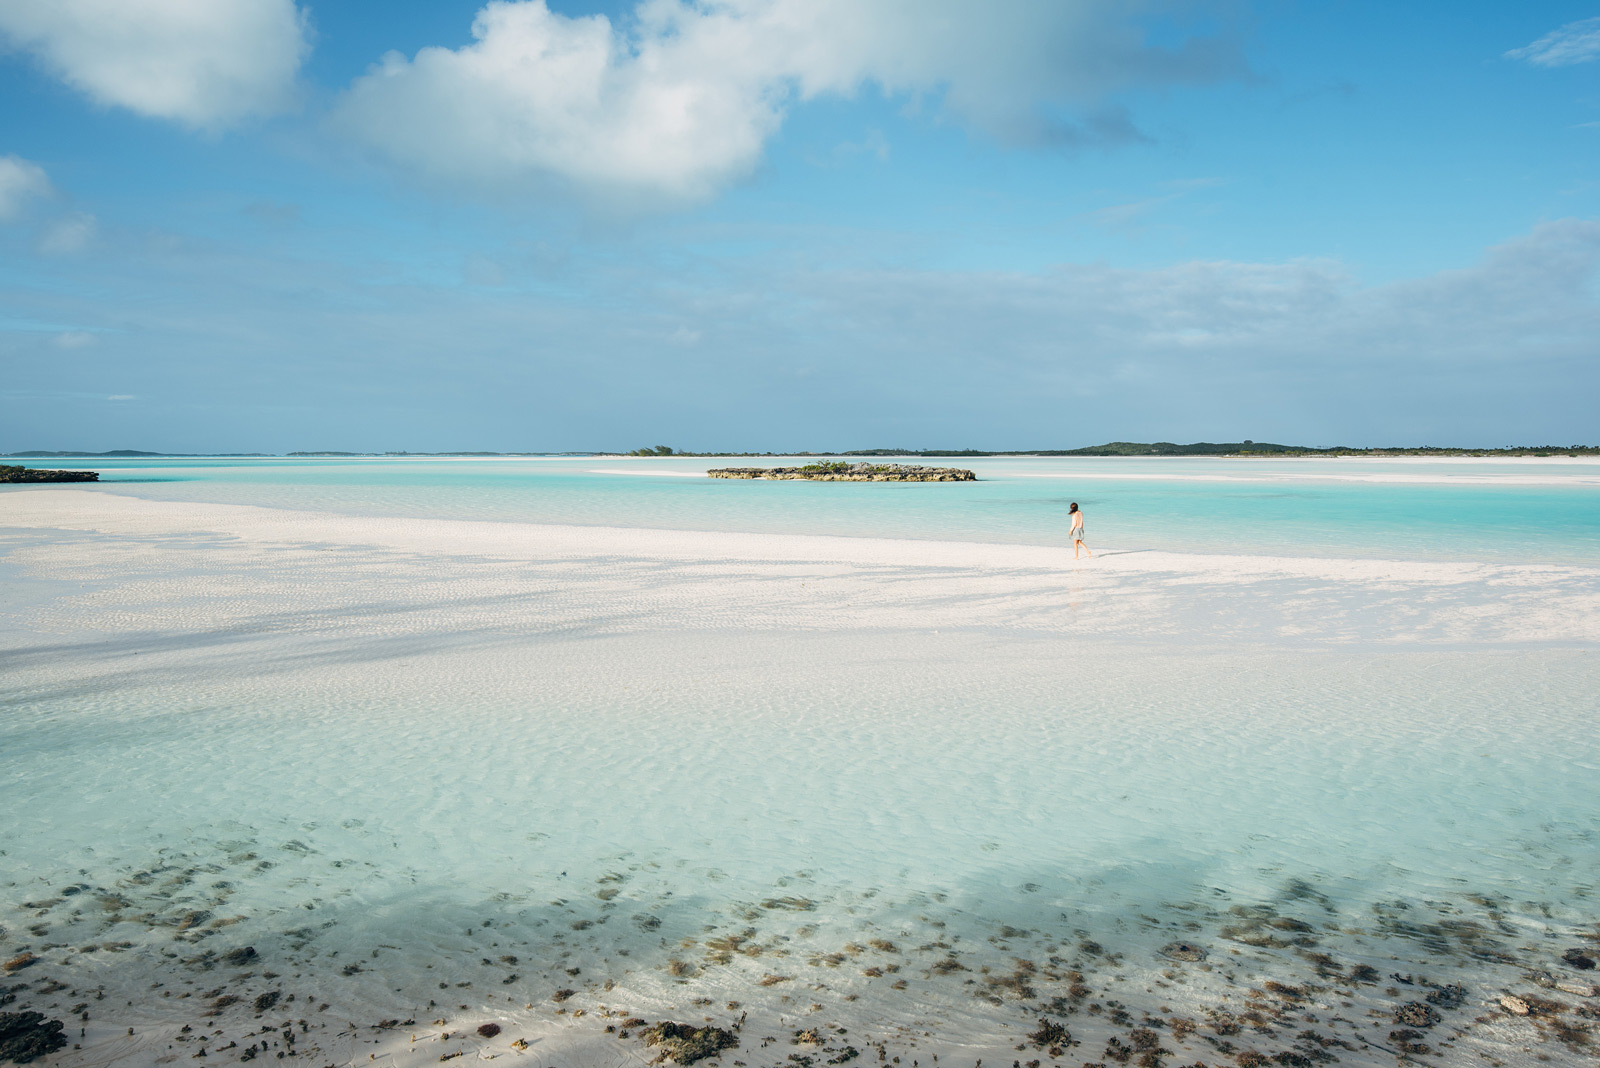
[1393,1002,1441,1028]
[1026,1018,1070,1048]
[0,1011,67,1063]
[1562,948,1596,971]
[641,1021,739,1064]
[220,946,257,966]
[1499,995,1531,1016]
[1425,983,1466,1008]
[1389,1028,1431,1056]
[1159,941,1207,962]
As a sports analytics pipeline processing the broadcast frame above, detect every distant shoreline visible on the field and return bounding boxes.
[6,441,1598,460]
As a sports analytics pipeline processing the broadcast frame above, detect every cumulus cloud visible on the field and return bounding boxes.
[0,154,51,219]
[333,0,1243,207]
[1506,16,1600,67]
[0,0,310,128]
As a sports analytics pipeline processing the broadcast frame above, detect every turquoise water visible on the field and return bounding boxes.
[27,454,1600,562]
[2,456,1599,1065]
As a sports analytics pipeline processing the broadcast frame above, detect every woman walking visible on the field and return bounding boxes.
[1069,502,1091,559]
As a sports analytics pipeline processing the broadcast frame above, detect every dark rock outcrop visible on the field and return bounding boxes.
[709,462,974,482]
[0,1011,67,1063]
[640,1021,739,1064]
[0,465,98,483]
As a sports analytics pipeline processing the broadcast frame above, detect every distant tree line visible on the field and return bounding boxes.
[619,441,1599,458]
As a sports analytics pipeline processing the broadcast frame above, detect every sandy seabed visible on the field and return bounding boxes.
[2,488,1598,1068]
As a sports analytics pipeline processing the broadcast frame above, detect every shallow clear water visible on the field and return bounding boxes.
[2,462,1598,1066]
[31,453,1600,563]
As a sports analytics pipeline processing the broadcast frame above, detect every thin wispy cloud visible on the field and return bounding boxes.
[1086,178,1223,229]
[833,129,891,164]
[0,155,52,220]
[1087,194,1180,228]
[36,211,97,256]
[1506,16,1600,67]
[52,331,96,349]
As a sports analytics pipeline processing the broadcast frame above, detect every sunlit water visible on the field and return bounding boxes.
[1,458,1598,1067]
[46,453,1600,563]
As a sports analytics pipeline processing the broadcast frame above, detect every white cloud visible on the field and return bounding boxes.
[52,330,95,348]
[0,0,310,128]
[1506,16,1600,67]
[0,154,51,219]
[333,0,1243,207]
[37,211,96,255]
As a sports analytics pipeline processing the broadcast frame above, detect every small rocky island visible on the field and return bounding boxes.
[0,464,99,483]
[709,462,975,482]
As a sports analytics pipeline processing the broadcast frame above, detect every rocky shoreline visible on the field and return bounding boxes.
[709,462,975,482]
[0,465,98,483]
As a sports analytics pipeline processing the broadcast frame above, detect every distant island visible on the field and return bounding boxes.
[636,441,1600,458]
[0,464,99,483]
[4,450,269,458]
[710,462,976,482]
[5,441,1596,460]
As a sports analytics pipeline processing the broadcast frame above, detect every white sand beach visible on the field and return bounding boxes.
[3,486,1599,1068]
[7,488,1600,648]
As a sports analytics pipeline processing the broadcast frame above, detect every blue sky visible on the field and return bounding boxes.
[1,0,1597,452]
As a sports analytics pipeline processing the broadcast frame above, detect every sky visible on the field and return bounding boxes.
[0,0,1597,453]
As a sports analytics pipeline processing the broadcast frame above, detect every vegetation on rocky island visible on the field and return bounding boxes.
[709,463,975,482]
[843,441,1600,457]
[0,465,99,483]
